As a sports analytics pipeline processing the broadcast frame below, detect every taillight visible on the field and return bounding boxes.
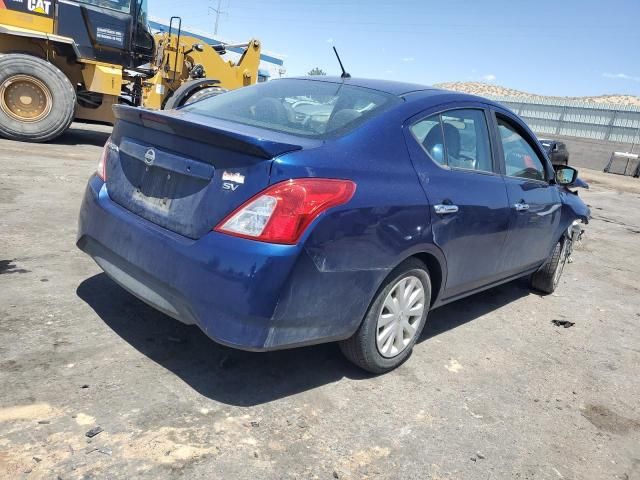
[97,138,111,181]
[215,178,356,245]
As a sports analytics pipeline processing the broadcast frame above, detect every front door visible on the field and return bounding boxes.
[405,106,511,300]
[493,112,562,274]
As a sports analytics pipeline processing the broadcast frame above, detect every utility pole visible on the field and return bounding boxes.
[209,0,226,36]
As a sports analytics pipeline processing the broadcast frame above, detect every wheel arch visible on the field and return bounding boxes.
[411,252,444,306]
[388,244,447,308]
[0,32,82,84]
[0,27,80,59]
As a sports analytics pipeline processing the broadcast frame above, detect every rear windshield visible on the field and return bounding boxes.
[182,79,401,138]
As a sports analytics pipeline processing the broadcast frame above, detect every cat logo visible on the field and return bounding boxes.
[27,0,52,15]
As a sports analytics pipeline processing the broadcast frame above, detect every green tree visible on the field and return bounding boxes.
[307,67,327,76]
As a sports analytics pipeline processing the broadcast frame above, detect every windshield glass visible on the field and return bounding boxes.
[136,0,148,24]
[182,79,401,138]
[76,0,132,13]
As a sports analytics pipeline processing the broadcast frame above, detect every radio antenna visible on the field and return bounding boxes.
[332,47,351,79]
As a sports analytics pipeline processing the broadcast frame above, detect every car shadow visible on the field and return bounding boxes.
[77,273,532,406]
[419,277,532,343]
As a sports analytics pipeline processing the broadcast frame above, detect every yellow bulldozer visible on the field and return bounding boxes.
[0,0,261,142]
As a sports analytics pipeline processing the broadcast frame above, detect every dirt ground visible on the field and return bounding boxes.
[1,123,639,480]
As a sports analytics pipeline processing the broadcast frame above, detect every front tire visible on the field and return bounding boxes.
[164,81,226,109]
[531,238,570,294]
[0,54,76,142]
[182,86,227,106]
[340,258,431,374]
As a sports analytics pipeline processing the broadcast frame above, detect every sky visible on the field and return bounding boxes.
[150,0,640,97]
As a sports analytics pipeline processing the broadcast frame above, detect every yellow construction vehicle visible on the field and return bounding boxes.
[0,1,261,142]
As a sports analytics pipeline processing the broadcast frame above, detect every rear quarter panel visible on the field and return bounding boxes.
[266,103,446,338]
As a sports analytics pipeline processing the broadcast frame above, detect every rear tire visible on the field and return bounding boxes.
[531,238,569,294]
[340,258,431,374]
[0,54,76,142]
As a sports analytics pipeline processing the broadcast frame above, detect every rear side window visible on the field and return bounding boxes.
[497,117,546,181]
[182,79,401,138]
[410,116,445,166]
[410,109,493,173]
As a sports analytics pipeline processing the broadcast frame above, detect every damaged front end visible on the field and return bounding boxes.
[560,179,591,262]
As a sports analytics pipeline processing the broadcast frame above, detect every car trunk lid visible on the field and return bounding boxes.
[106,106,312,239]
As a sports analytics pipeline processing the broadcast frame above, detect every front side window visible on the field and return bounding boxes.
[497,117,546,181]
[76,0,132,13]
[410,109,493,173]
[183,79,401,138]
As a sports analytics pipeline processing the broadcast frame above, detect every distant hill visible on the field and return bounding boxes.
[433,81,640,107]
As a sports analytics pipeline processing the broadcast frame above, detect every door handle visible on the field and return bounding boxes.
[514,202,530,212]
[434,204,459,214]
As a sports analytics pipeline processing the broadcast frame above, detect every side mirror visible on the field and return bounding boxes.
[555,166,578,186]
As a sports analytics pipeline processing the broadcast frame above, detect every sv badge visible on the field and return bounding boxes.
[222,182,240,191]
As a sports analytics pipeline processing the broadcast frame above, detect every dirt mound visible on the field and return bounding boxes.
[434,81,640,106]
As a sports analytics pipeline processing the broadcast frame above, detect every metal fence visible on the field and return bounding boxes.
[486,95,640,145]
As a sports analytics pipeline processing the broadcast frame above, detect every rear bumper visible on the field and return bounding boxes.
[77,176,378,351]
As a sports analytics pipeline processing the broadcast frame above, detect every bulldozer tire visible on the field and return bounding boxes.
[164,80,225,110]
[182,86,227,106]
[0,54,76,142]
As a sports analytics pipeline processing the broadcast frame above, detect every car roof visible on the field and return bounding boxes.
[285,76,434,96]
[283,76,499,105]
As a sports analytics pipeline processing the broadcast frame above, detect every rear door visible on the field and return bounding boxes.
[405,105,511,300]
[491,110,563,274]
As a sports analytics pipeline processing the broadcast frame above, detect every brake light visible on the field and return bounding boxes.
[215,178,356,244]
[97,138,111,181]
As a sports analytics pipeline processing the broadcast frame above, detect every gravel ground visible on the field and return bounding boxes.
[1,124,639,480]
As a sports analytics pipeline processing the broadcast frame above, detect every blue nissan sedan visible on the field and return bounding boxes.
[77,77,589,373]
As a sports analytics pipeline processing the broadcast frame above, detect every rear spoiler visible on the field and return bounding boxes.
[113,105,304,159]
